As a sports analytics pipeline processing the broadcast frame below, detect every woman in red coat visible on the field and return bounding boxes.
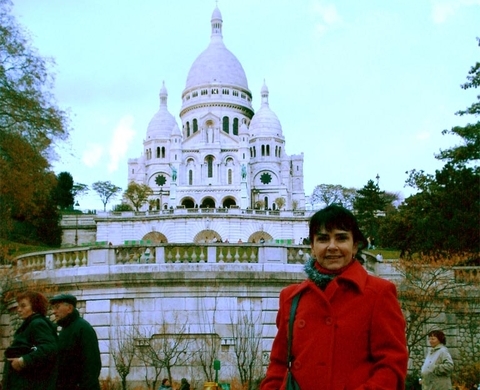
[261,205,408,390]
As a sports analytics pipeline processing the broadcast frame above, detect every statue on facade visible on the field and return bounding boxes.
[241,164,247,180]
[171,166,177,182]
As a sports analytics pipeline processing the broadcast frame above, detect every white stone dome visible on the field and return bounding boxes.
[146,82,178,139]
[249,81,283,137]
[184,7,249,90]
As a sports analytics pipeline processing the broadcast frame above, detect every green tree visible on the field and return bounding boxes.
[0,0,69,156]
[353,179,387,240]
[53,171,74,210]
[92,181,122,211]
[72,183,89,200]
[436,38,479,166]
[379,40,479,258]
[122,182,153,212]
[0,131,60,245]
[0,0,68,246]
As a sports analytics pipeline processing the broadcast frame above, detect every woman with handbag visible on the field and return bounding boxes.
[261,205,408,390]
[2,291,58,390]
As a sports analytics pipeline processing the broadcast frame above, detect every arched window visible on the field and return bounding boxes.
[278,147,281,157]
[261,145,265,156]
[223,116,229,133]
[156,147,160,158]
[193,119,198,133]
[264,196,269,210]
[189,170,193,185]
[186,122,190,137]
[207,156,213,178]
[161,147,166,158]
[233,118,239,135]
[228,169,232,184]
[266,145,270,156]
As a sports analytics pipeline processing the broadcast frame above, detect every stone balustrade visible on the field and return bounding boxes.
[14,243,313,271]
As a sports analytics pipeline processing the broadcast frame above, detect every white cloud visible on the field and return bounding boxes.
[108,115,136,173]
[431,0,480,23]
[82,144,104,167]
[311,1,342,35]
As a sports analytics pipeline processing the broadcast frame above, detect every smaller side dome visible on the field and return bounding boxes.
[249,81,283,137]
[146,81,179,139]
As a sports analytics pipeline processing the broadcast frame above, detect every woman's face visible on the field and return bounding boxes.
[311,227,358,271]
[428,335,440,347]
[17,298,34,319]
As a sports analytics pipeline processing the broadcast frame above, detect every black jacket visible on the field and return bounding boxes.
[56,309,101,390]
[2,313,58,390]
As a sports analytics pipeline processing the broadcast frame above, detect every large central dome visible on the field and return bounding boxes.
[184,7,249,91]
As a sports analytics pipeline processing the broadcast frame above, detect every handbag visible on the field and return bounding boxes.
[286,293,302,390]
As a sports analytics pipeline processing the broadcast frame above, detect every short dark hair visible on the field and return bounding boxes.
[162,378,169,385]
[309,204,368,250]
[16,291,49,316]
[428,330,447,345]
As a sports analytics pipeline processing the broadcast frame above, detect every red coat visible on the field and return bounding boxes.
[261,260,408,390]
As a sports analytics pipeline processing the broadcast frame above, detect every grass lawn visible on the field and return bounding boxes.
[365,248,401,259]
[0,239,56,259]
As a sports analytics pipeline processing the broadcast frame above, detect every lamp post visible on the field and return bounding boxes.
[74,201,80,246]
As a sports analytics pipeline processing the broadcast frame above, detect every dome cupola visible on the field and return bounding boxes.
[146,81,178,140]
[249,80,283,137]
[184,7,249,91]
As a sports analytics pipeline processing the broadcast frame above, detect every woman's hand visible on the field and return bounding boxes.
[8,357,25,371]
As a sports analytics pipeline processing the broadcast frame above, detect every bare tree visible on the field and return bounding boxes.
[394,255,478,373]
[111,324,136,390]
[134,329,164,390]
[231,303,264,390]
[194,299,221,382]
[135,315,194,389]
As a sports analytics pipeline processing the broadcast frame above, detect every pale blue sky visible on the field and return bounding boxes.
[12,0,480,210]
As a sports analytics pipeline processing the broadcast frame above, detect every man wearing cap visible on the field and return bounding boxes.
[50,293,101,390]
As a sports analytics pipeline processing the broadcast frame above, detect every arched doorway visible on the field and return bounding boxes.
[200,197,215,208]
[222,197,236,208]
[142,231,168,244]
[193,229,222,243]
[248,231,273,243]
[182,198,195,208]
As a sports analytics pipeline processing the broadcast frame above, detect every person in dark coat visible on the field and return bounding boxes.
[49,293,101,390]
[179,378,191,390]
[261,205,408,390]
[2,291,58,390]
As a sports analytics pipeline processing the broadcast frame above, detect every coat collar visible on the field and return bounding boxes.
[287,260,368,300]
[57,308,80,328]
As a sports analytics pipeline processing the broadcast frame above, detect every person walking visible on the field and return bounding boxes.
[49,293,101,390]
[261,204,408,390]
[421,330,454,390]
[2,291,58,390]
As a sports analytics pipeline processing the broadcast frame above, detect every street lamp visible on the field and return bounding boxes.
[74,201,80,246]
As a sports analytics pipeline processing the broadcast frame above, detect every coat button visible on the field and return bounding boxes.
[325,317,333,325]
[297,319,305,328]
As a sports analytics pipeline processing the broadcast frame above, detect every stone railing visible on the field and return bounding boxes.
[60,208,311,227]
[14,245,480,284]
[14,243,313,271]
